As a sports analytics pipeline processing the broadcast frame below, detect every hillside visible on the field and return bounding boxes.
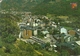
[0,14,59,56]
[1,0,80,15]
[31,0,80,15]
[1,0,44,11]
[0,0,80,56]
[0,14,80,56]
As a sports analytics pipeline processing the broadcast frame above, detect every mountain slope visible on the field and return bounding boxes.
[1,0,80,15]
[1,0,44,11]
[31,0,80,15]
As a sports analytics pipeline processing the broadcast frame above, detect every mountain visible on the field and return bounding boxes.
[1,0,80,15]
[31,0,80,15]
[1,0,44,11]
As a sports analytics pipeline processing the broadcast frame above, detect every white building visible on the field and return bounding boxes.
[60,27,67,35]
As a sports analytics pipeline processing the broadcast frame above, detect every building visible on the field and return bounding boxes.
[18,22,33,39]
[68,30,76,36]
[60,27,68,35]
[22,29,32,39]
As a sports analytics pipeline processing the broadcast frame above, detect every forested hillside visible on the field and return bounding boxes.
[32,0,80,15]
[1,0,80,15]
[0,14,19,44]
[1,0,44,11]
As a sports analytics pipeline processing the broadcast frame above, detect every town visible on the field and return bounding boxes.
[0,0,80,56]
[0,9,80,56]
[18,12,80,55]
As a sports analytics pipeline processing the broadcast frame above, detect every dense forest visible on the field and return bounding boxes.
[1,0,44,11]
[32,0,80,15]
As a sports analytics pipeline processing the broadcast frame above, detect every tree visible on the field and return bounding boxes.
[4,34,16,43]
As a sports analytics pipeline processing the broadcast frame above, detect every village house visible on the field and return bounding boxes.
[18,14,80,52]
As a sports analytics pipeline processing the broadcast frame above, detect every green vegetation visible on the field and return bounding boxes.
[31,0,80,15]
[1,0,44,11]
[1,0,80,16]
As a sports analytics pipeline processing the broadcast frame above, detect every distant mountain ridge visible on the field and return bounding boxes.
[1,0,80,15]
[1,0,44,11]
[31,0,80,15]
